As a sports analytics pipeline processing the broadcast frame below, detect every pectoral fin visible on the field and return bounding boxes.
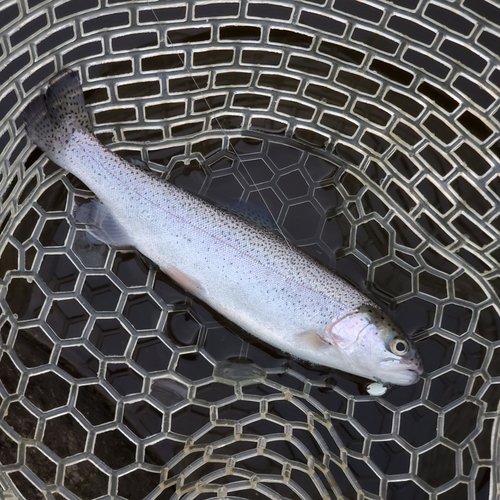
[297,330,329,349]
[164,265,205,297]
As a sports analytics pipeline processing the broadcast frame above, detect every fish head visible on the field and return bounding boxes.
[327,305,423,386]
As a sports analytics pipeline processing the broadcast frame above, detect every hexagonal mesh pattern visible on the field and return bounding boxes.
[1,0,500,498]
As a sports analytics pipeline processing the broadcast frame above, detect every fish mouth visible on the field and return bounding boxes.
[401,356,424,376]
[387,370,420,386]
[408,361,424,376]
[379,360,423,386]
[399,366,424,385]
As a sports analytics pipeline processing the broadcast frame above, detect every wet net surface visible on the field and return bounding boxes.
[0,0,500,499]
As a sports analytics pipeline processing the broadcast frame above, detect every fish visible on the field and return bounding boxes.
[21,69,423,386]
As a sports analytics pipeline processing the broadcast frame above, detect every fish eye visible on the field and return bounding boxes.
[390,338,409,356]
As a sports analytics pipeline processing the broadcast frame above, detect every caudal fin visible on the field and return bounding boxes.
[21,69,92,161]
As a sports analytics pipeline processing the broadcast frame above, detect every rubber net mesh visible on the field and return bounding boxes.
[0,1,499,499]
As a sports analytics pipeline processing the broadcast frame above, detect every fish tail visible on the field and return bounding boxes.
[21,69,91,161]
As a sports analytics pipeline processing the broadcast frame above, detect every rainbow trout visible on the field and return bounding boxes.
[22,70,423,385]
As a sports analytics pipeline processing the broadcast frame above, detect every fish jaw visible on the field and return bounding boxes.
[376,341,424,386]
[376,344,424,386]
[378,359,423,385]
